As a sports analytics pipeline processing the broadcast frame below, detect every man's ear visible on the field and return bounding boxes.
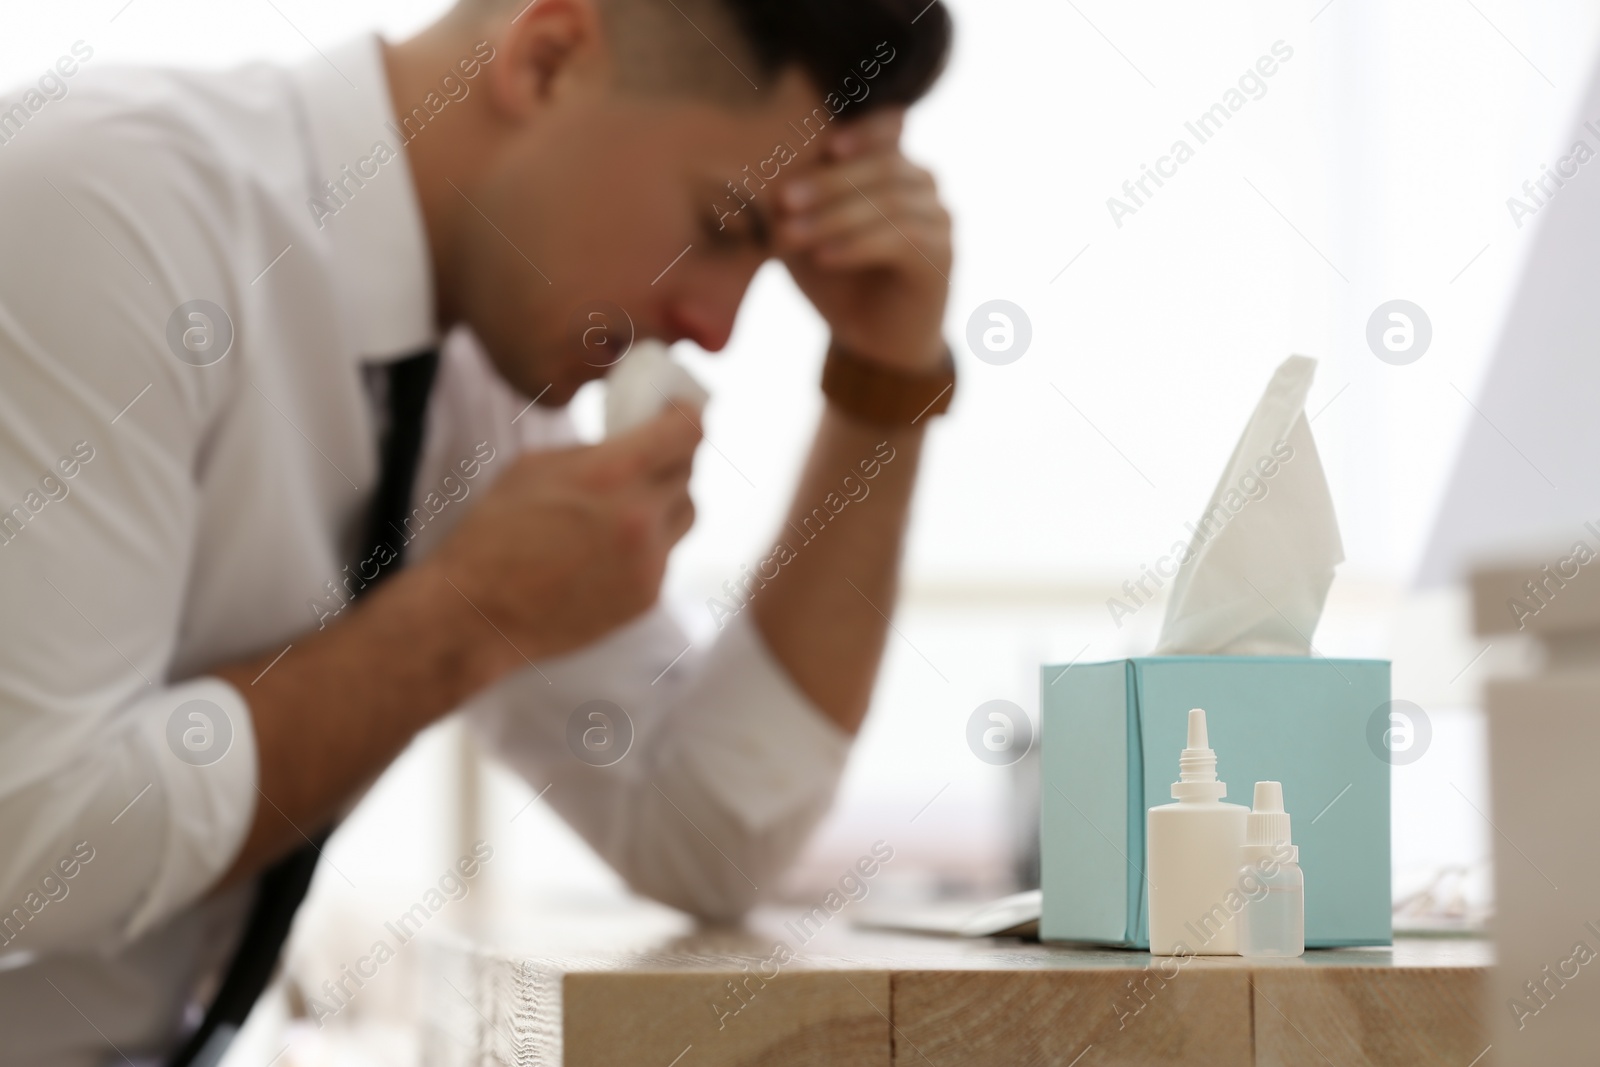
[484,0,608,120]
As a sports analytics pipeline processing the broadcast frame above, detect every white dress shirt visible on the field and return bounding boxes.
[0,35,849,1066]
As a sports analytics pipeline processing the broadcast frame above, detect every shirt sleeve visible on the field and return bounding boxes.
[465,607,852,921]
[0,108,260,955]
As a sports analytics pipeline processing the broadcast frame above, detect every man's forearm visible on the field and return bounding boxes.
[210,563,513,889]
[750,405,927,735]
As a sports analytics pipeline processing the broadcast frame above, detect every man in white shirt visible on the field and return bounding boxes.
[0,0,953,1062]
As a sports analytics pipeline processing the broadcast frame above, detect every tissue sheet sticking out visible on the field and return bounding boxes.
[1153,355,1344,657]
[603,339,710,438]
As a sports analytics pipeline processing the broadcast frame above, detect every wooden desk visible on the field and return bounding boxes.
[419,901,1490,1067]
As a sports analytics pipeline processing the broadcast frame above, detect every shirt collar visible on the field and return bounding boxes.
[290,34,437,364]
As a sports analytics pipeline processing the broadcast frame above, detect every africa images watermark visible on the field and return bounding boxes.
[966,699,1034,766]
[307,41,496,230]
[1503,522,1600,631]
[709,40,900,231]
[0,441,97,550]
[0,40,94,148]
[1112,842,1294,1031]
[1104,437,1295,628]
[1506,918,1600,1032]
[566,698,633,768]
[1504,120,1600,229]
[0,841,96,948]
[308,441,498,629]
[709,840,895,1031]
[1367,699,1432,767]
[705,441,897,630]
[1106,40,1295,229]
[304,840,494,1027]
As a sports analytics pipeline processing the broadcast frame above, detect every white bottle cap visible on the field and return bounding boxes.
[1170,708,1228,802]
[1242,780,1298,863]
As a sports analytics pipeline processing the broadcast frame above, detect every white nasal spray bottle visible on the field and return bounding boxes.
[1146,708,1249,955]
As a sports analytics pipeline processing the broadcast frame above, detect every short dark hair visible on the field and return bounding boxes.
[722,0,952,110]
[579,0,951,110]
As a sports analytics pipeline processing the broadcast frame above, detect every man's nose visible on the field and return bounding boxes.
[661,266,759,352]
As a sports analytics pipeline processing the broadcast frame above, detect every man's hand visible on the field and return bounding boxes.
[774,109,952,372]
[421,407,702,671]
[213,406,701,888]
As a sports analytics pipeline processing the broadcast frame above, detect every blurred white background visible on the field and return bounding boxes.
[7,0,1597,1054]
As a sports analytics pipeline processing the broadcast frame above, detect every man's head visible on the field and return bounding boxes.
[396,0,951,404]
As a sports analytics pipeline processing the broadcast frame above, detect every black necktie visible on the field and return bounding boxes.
[168,349,440,1067]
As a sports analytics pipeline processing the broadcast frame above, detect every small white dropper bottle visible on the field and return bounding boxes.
[1147,708,1250,955]
[1237,781,1304,958]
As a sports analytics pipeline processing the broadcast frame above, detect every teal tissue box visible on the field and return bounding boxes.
[1039,656,1392,948]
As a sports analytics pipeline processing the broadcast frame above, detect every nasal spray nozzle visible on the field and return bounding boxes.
[1171,708,1228,802]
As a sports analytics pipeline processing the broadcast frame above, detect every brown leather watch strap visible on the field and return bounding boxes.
[820,342,956,426]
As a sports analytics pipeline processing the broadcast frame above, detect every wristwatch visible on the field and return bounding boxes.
[820,341,956,426]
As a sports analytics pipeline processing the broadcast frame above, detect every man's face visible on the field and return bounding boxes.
[448,68,828,405]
